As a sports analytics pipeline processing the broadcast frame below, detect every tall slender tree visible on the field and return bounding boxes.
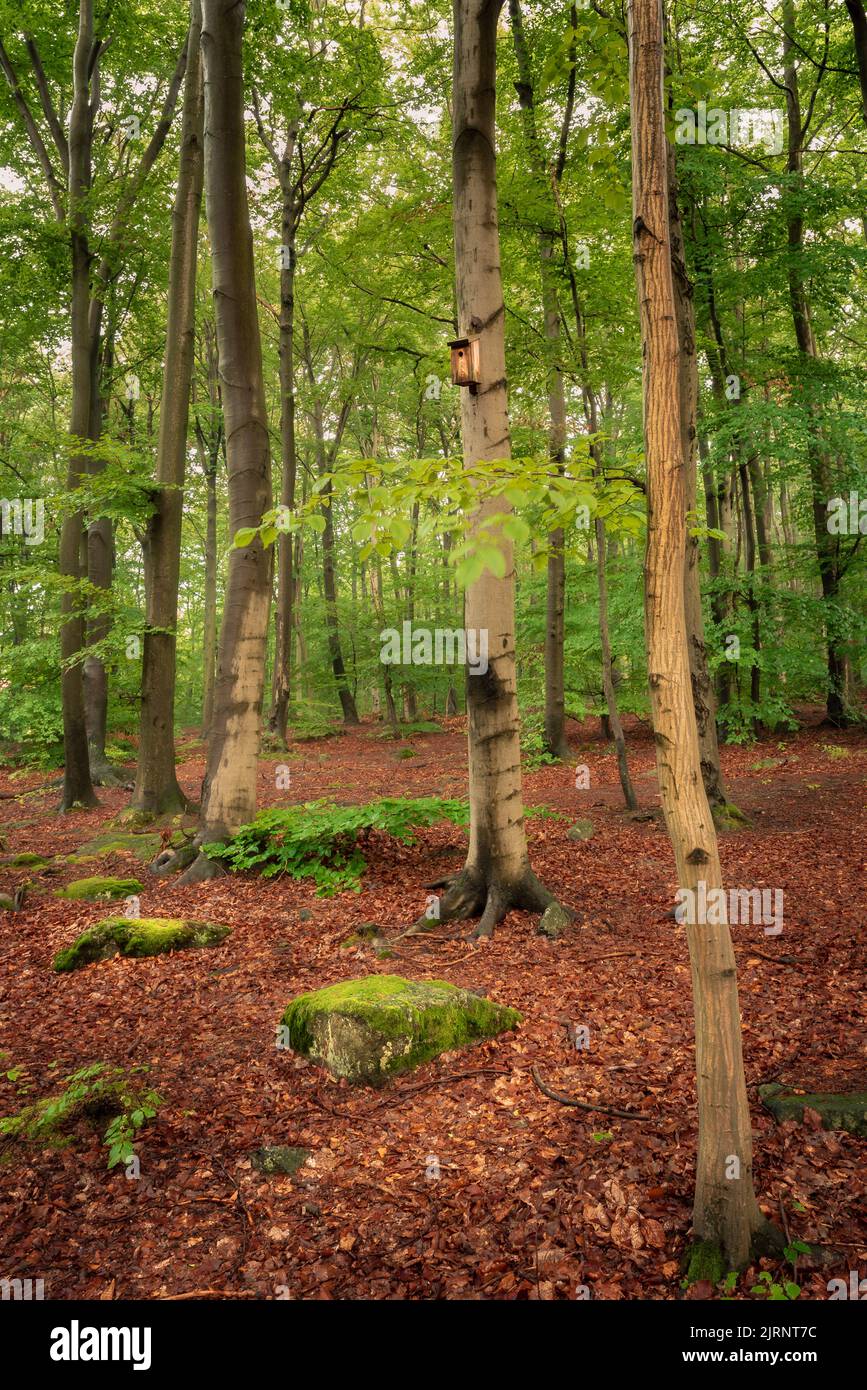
[411,0,566,939]
[130,0,205,818]
[628,0,775,1271]
[176,0,273,883]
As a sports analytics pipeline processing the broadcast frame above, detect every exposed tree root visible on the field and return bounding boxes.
[683,1218,786,1285]
[149,843,199,878]
[0,779,62,800]
[89,759,133,791]
[398,866,573,942]
[176,850,227,886]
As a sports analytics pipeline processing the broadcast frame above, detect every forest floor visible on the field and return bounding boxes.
[0,710,864,1300]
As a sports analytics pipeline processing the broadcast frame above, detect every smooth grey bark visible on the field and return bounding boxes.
[177,0,273,882]
[130,0,205,816]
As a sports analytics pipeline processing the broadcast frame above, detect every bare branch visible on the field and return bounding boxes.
[24,35,69,175]
[0,37,65,220]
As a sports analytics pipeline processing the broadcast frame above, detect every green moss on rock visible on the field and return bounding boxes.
[7,852,49,868]
[53,917,231,972]
[759,1083,867,1138]
[55,875,144,901]
[281,974,521,1086]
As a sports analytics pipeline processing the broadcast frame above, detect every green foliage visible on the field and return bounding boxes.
[205,796,474,895]
[0,1063,163,1171]
[520,709,560,768]
[752,1271,801,1302]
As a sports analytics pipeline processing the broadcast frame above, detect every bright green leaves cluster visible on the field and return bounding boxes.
[0,1062,163,1172]
[232,444,642,589]
[204,796,473,895]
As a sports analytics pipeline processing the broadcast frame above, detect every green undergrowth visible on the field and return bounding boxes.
[204,797,472,895]
[0,1062,163,1170]
[205,797,556,896]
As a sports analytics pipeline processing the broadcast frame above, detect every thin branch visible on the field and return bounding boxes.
[0,37,65,220]
[531,1065,650,1122]
[24,35,69,174]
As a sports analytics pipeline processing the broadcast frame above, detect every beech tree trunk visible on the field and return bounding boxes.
[84,340,123,787]
[407,0,566,939]
[667,148,730,812]
[130,0,204,817]
[595,513,637,809]
[59,0,99,810]
[846,0,867,123]
[266,128,299,746]
[629,0,772,1270]
[509,0,569,761]
[783,0,850,726]
[197,319,221,736]
[178,0,273,881]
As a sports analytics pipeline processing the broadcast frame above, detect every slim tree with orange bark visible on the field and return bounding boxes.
[628,0,778,1273]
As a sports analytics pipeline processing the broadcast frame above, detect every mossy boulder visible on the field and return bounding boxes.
[567,819,594,842]
[759,1083,867,1138]
[281,974,521,1086]
[53,917,231,972]
[54,875,144,901]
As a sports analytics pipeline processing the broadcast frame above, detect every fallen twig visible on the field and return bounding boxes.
[157,1289,258,1300]
[735,946,812,971]
[531,1064,649,1122]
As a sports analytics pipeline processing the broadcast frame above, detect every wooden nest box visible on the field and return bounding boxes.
[449,336,481,388]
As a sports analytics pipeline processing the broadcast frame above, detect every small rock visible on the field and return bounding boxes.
[567,819,594,841]
[251,1145,310,1176]
[538,902,572,939]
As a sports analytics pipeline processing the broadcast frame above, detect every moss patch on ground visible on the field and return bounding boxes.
[281,974,521,1086]
[54,875,144,901]
[69,832,162,864]
[759,1083,867,1138]
[53,917,231,972]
